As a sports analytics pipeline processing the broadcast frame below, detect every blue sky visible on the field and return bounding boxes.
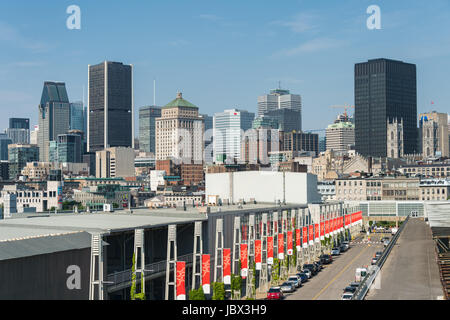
[1,0,450,134]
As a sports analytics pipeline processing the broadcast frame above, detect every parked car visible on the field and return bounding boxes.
[375,252,383,259]
[341,293,354,300]
[349,282,360,289]
[280,282,295,293]
[296,272,308,283]
[331,247,341,256]
[371,257,378,265]
[303,264,318,275]
[267,287,283,300]
[288,276,301,288]
[320,254,333,264]
[314,261,323,271]
[383,239,390,248]
[343,286,357,294]
[340,243,348,252]
[302,269,312,279]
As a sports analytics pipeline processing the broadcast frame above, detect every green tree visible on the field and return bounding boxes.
[189,287,206,300]
[130,252,146,300]
[231,274,242,300]
[212,282,225,300]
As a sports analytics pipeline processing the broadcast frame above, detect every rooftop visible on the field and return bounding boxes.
[162,92,198,109]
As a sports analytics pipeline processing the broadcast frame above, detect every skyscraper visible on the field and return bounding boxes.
[0,133,12,161]
[326,114,355,155]
[213,109,255,163]
[88,61,134,153]
[355,59,417,157]
[70,101,86,132]
[258,88,302,131]
[139,106,161,154]
[9,118,30,130]
[57,133,83,163]
[263,109,302,132]
[155,93,204,163]
[38,82,71,162]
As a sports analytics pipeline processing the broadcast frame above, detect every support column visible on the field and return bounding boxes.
[192,221,203,290]
[259,213,268,292]
[89,233,105,300]
[214,218,224,283]
[232,216,241,276]
[165,225,177,300]
[133,229,145,297]
[246,214,255,299]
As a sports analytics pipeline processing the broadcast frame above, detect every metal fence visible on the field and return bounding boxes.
[106,253,194,291]
[352,214,411,300]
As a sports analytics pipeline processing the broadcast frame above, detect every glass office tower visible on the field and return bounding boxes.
[139,106,161,153]
[88,61,133,152]
[355,59,417,157]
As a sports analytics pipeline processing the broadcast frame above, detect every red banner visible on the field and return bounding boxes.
[267,236,274,264]
[201,254,210,294]
[240,244,248,278]
[320,222,325,239]
[255,240,262,270]
[287,231,293,255]
[278,233,285,259]
[176,261,186,300]
[296,229,301,250]
[309,225,314,244]
[315,224,319,241]
[223,248,231,285]
[303,227,307,245]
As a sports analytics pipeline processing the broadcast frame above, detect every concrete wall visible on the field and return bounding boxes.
[206,171,321,205]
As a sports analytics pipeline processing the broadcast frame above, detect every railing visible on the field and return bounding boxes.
[106,253,194,291]
[352,214,410,300]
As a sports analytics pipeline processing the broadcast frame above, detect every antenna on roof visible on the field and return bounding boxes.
[278,81,281,89]
[153,80,156,106]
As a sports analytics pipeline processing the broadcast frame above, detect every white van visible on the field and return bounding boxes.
[355,268,367,282]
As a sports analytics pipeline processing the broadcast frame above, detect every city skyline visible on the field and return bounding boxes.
[1,1,450,133]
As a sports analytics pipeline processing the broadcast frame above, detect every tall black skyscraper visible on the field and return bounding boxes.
[9,118,30,130]
[88,61,134,152]
[355,58,417,157]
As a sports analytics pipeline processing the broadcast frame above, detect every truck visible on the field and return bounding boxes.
[355,267,368,282]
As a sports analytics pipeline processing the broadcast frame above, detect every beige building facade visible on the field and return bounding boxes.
[155,93,204,164]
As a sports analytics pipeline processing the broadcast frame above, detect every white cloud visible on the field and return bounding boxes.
[276,38,346,57]
[271,13,319,34]
[0,21,51,52]
[199,14,222,22]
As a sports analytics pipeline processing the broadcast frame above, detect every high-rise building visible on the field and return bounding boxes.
[70,101,86,132]
[9,118,30,130]
[96,147,135,178]
[201,114,214,164]
[30,125,39,145]
[155,93,204,163]
[258,88,302,130]
[7,144,39,179]
[139,106,161,154]
[38,82,71,162]
[88,61,134,153]
[264,109,302,132]
[57,133,83,163]
[7,118,30,144]
[355,59,417,157]
[326,114,355,155]
[0,133,12,161]
[419,111,449,158]
[213,109,255,163]
[282,132,319,156]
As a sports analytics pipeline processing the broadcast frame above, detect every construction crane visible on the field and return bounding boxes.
[330,105,355,117]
